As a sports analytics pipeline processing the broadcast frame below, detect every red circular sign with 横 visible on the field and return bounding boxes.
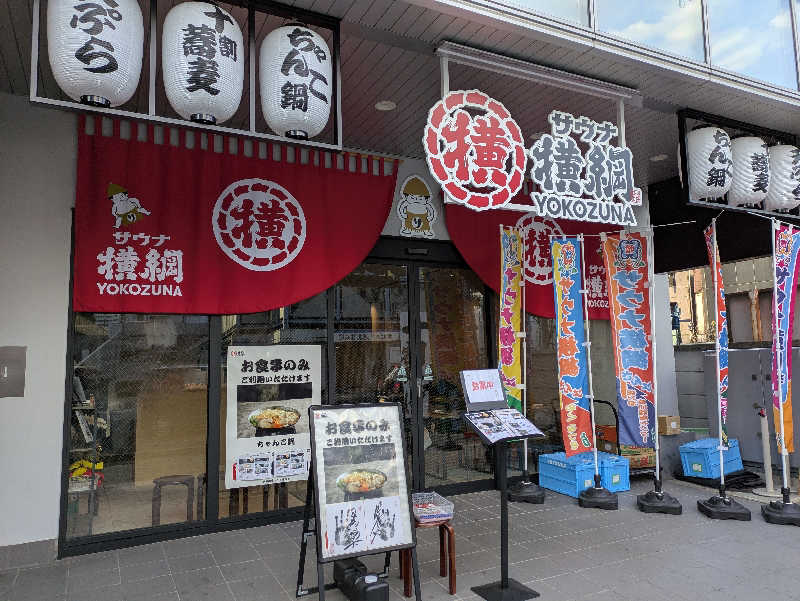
[212,178,306,271]
[515,213,564,286]
[423,90,526,211]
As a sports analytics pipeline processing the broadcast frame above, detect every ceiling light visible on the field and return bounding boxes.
[649,153,669,162]
[375,100,397,111]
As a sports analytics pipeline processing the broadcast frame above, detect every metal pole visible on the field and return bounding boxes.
[712,219,726,491]
[772,220,791,493]
[760,407,775,494]
[519,226,529,475]
[647,231,662,483]
[499,441,509,588]
[440,56,450,98]
[579,234,600,476]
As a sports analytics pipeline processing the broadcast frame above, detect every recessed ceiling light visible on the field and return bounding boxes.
[650,153,669,162]
[375,100,397,111]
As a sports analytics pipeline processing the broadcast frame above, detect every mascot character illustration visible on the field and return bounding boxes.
[397,176,436,238]
[108,183,151,228]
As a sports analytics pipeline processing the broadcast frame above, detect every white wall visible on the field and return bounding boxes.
[0,93,75,546]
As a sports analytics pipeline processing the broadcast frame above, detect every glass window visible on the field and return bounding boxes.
[67,315,209,537]
[595,0,704,61]
[505,0,589,26]
[708,0,797,89]
[218,292,328,519]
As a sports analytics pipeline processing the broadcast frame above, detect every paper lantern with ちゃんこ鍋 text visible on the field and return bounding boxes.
[728,136,770,208]
[685,126,732,200]
[162,2,244,125]
[764,145,800,212]
[47,0,143,107]
[260,24,332,140]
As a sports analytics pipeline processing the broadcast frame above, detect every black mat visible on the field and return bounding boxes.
[673,469,765,490]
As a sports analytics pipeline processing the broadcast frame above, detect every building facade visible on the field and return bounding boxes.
[2,0,800,560]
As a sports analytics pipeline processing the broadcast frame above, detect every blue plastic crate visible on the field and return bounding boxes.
[538,451,630,497]
[597,451,630,493]
[679,438,743,479]
[539,452,596,498]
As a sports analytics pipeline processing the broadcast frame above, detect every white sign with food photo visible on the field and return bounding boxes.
[225,345,321,489]
[310,403,414,561]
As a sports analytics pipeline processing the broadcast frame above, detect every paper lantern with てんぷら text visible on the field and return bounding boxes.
[685,126,732,200]
[162,2,244,125]
[728,136,770,208]
[260,24,332,140]
[47,0,144,107]
[765,145,800,212]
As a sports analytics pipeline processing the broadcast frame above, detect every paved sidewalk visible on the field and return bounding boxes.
[2,478,800,601]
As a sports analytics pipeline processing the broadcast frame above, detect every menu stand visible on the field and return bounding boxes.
[461,407,544,601]
[471,440,540,601]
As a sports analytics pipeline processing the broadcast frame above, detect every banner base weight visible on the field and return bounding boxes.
[637,489,682,515]
[697,495,751,521]
[578,485,618,510]
[472,579,540,601]
[507,481,545,504]
[761,500,800,526]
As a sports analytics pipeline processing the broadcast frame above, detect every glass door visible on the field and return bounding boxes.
[333,263,415,478]
[331,260,494,492]
[415,266,493,490]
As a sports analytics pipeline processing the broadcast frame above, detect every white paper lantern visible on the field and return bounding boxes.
[685,126,732,200]
[729,136,770,208]
[47,0,143,107]
[260,24,332,139]
[162,2,243,124]
[764,145,800,212]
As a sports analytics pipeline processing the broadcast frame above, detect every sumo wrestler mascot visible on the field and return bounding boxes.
[397,176,436,238]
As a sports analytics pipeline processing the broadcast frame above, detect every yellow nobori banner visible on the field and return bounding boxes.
[499,226,523,411]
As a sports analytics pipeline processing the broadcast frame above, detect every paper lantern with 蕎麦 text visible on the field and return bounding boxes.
[162,2,244,125]
[260,24,332,140]
[47,0,143,107]
[686,126,732,200]
[729,136,770,208]
[765,145,800,212]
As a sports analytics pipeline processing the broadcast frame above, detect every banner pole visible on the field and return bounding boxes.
[698,219,750,520]
[648,230,661,481]
[506,226,544,504]
[762,221,800,524]
[713,219,726,492]
[577,234,617,510]
[636,231,681,514]
[771,219,790,493]
[520,226,529,476]
[579,234,599,477]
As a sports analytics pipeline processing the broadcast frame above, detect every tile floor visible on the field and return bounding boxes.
[4,478,800,601]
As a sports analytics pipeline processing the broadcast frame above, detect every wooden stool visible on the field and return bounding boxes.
[152,475,194,526]
[400,520,455,597]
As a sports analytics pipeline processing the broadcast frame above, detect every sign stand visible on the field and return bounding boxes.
[303,403,422,601]
[295,465,405,600]
[576,234,618,511]
[461,394,544,601]
[762,218,800,526]
[636,231,682,515]
[698,219,751,521]
[471,442,540,601]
